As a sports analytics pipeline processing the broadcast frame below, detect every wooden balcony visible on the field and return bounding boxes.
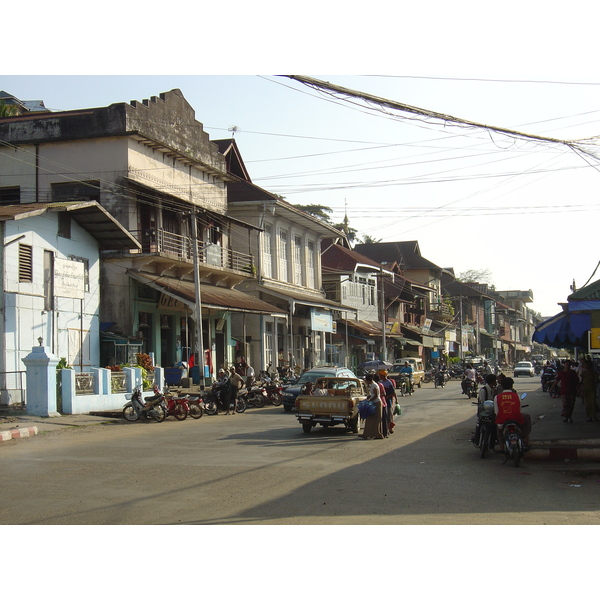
[428,302,454,320]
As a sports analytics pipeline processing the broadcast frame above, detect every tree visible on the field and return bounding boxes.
[360,234,382,244]
[457,268,494,285]
[333,214,358,242]
[0,100,19,118]
[294,204,333,223]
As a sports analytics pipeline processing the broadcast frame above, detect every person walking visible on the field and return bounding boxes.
[378,369,398,433]
[244,361,255,390]
[359,373,384,440]
[579,358,599,422]
[553,360,579,423]
[373,373,388,437]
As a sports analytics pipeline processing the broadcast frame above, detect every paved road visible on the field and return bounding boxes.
[1,380,599,525]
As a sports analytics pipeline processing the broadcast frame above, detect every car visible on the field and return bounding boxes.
[282,366,357,411]
[513,361,535,377]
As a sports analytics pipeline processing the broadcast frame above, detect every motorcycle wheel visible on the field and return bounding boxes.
[204,401,218,416]
[399,382,406,397]
[235,398,247,413]
[123,405,139,422]
[479,429,489,459]
[188,402,203,419]
[269,392,283,406]
[254,395,265,408]
[173,403,188,421]
[152,405,167,423]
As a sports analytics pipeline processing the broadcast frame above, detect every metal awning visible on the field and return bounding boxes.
[257,284,354,312]
[0,201,141,251]
[128,272,287,316]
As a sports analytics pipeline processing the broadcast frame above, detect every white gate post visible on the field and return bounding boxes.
[22,342,60,417]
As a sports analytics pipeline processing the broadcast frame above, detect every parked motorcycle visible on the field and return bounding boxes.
[122,386,167,422]
[164,390,189,420]
[499,394,529,467]
[183,395,204,419]
[471,399,496,458]
[261,379,284,406]
[239,385,268,408]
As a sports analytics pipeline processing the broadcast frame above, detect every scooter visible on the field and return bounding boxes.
[164,390,189,420]
[122,386,167,422]
[499,394,529,468]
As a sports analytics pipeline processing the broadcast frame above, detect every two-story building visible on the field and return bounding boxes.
[216,139,351,372]
[0,89,284,380]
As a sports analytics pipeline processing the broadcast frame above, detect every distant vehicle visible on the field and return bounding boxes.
[513,361,535,377]
[357,360,393,375]
[282,366,356,412]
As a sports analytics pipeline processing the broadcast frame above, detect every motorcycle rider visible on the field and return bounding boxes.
[400,361,414,393]
[471,373,497,446]
[462,363,476,396]
[494,377,531,446]
[212,368,232,413]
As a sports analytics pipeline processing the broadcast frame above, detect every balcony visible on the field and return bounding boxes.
[107,229,255,282]
[428,302,454,320]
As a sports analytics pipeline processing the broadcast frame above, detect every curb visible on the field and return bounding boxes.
[0,426,38,443]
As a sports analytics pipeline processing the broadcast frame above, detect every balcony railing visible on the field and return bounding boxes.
[428,303,454,319]
[131,230,254,275]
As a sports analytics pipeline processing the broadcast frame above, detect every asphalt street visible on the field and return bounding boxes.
[1,378,599,525]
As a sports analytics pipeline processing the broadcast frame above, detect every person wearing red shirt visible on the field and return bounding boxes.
[553,360,579,423]
[494,377,531,445]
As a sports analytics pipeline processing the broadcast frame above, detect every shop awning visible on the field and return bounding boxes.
[128,272,287,316]
[532,311,591,347]
[338,319,382,337]
[257,283,354,313]
[387,335,421,346]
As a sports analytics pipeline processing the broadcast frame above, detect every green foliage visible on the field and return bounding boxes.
[294,204,333,222]
[0,100,19,118]
[56,357,71,370]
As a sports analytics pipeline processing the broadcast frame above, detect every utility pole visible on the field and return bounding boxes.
[190,210,205,390]
[379,268,387,361]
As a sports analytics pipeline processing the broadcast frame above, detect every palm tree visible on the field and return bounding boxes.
[0,100,19,118]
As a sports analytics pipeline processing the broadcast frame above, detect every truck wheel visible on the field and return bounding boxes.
[283,405,293,412]
[302,423,312,434]
[350,415,360,433]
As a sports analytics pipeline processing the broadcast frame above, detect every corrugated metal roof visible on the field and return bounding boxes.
[128,272,287,316]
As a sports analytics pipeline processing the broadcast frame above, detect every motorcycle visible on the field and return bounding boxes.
[463,378,478,398]
[423,370,433,384]
[434,369,446,388]
[499,394,529,468]
[164,390,189,420]
[471,398,496,458]
[260,379,284,406]
[123,386,167,422]
[541,371,556,393]
[397,374,413,396]
[239,385,268,408]
[183,394,204,419]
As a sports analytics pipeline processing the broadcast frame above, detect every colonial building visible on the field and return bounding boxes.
[216,139,350,373]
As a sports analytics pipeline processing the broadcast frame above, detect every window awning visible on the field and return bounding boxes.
[532,311,590,347]
[128,271,287,316]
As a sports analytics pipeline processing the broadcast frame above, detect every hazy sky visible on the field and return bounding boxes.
[5,4,600,320]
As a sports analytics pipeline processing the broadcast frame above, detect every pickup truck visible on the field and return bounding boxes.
[295,377,367,434]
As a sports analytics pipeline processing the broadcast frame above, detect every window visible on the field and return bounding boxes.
[306,241,315,288]
[18,244,33,282]
[58,212,71,239]
[278,229,289,282]
[0,186,20,205]
[293,235,303,285]
[262,224,273,279]
[52,180,100,202]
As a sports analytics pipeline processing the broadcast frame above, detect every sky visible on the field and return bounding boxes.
[5,0,599,590]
